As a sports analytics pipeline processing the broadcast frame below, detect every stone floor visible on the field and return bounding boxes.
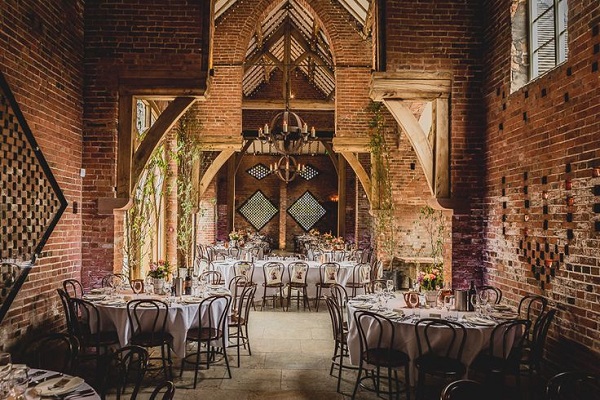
[107,302,542,400]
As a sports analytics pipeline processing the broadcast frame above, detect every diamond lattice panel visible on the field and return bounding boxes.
[287,191,326,231]
[299,164,319,181]
[247,163,270,180]
[238,190,278,231]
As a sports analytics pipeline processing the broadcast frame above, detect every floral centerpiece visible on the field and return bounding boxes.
[148,260,171,279]
[309,228,320,236]
[332,236,345,249]
[417,267,443,291]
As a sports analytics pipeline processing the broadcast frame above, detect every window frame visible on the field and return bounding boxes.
[528,0,568,80]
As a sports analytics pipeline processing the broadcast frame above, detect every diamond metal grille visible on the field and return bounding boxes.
[299,164,319,180]
[238,190,278,231]
[287,191,326,231]
[247,163,270,180]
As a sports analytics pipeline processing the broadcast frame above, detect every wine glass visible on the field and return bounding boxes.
[470,293,479,316]
[444,295,456,319]
[479,290,490,317]
[386,280,394,295]
[408,293,419,319]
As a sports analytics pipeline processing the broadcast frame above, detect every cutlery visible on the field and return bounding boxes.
[29,373,63,386]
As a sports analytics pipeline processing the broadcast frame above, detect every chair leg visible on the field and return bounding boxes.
[193,343,201,389]
[329,340,339,376]
[244,324,252,356]
[315,286,321,311]
[222,341,232,379]
[405,364,411,400]
[303,286,311,311]
[351,363,363,400]
[261,286,267,311]
[336,341,344,393]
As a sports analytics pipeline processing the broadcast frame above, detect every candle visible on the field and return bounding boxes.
[283,120,288,133]
[302,122,308,134]
[264,123,269,135]
[310,126,316,137]
[258,127,263,136]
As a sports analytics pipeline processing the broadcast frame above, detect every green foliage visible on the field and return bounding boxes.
[418,204,446,272]
[173,108,203,268]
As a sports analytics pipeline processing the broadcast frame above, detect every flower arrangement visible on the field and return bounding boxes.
[229,230,243,241]
[309,228,320,236]
[332,236,345,247]
[322,232,334,242]
[417,267,443,291]
[148,260,171,279]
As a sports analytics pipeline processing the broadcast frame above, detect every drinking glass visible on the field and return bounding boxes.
[444,295,456,319]
[470,293,479,316]
[408,294,419,318]
[386,280,394,294]
[479,291,489,316]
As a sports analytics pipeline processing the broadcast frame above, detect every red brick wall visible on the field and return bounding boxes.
[0,0,84,349]
[384,0,486,287]
[483,0,600,372]
[82,0,208,287]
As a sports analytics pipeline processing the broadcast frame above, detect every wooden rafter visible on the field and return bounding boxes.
[199,150,235,197]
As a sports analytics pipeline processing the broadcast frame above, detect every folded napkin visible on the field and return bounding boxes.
[35,376,84,396]
[464,316,496,326]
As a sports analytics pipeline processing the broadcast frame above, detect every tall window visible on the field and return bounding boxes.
[529,0,568,79]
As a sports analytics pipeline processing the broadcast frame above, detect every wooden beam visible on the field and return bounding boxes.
[116,93,134,198]
[340,152,372,205]
[130,97,197,192]
[320,140,339,175]
[434,97,450,198]
[242,99,335,111]
[337,156,346,237]
[243,24,286,71]
[118,77,209,98]
[199,149,235,197]
[383,99,435,195]
[227,156,236,233]
[370,71,452,101]
[332,137,370,153]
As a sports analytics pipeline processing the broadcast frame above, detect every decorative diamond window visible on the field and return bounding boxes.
[299,164,319,180]
[287,191,326,231]
[238,190,278,231]
[246,163,270,180]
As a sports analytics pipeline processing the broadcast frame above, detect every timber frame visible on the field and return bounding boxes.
[370,71,452,200]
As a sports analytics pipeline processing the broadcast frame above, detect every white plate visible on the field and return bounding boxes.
[83,294,105,301]
[351,303,372,310]
[464,316,496,326]
[35,376,85,396]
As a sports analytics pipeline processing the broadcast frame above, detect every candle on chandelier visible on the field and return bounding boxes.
[310,126,316,137]
[258,127,263,136]
[302,122,308,134]
[283,120,288,133]
[264,123,269,135]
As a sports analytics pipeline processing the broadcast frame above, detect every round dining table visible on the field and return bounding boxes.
[346,295,519,385]
[27,368,100,399]
[84,290,230,358]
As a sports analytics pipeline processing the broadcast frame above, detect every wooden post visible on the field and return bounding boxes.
[227,156,236,233]
[337,156,346,237]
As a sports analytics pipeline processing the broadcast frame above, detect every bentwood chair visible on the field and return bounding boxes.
[228,283,256,367]
[285,261,311,311]
[68,296,120,370]
[546,371,600,400]
[22,332,80,375]
[149,381,176,400]
[470,319,531,393]
[440,380,486,400]
[181,295,232,388]
[233,261,255,286]
[520,308,557,376]
[325,296,357,394]
[102,273,129,289]
[352,310,411,400]
[345,263,372,297]
[261,261,285,310]
[200,270,223,286]
[477,285,503,304]
[518,294,547,345]
[414,318,467,400]
[63,278,84,299]
[315,262,340,312]
[57,288,75,335]
[127,299,174,381]
[99,345,148,400]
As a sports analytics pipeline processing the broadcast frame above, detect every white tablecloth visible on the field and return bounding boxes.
[29,369,100,399]
[212,259,356,301]
[347,297,509,385]
[91,295,227,358]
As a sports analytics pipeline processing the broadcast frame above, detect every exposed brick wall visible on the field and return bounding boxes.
[384,0,486,288]
[483,0,600,373]
[0,0,84,349]
[82,0,208,287]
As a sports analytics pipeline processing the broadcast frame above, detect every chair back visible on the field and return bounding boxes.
[63,279,84,299]
[518,294,547,340]
[205,246,216,262]
[57,288,75,335]
[360,247,373,264]
[200,270,223,285]
[193,257,211,276]
[529,308,557,367]
[332,249,346,262]
[371,259,383,280]
[195,243,205,259]
[366,279,388,295]
[102,273,129,289]
[130,279,144,294]
[546,371,600,400]
[23,332,79,375]
[441,379,486,399]
[354,311,397,366]
[149,381,176,400]
[350,263,371,287]
[487,319,531,361]
[195,295,231,341]
[325,296,345,339]
[235,283,256,323]
[263,262,284,286]
[228,274,249,313]
[228,247,241,259]
[477,285,502,304]
[415,318,467,360]
[233,261,254,283]
[68,296,102,344]
[287,261,308,285]
[100,345,148,400]
[328,283,348,308]
[318,262,340,285]
[126,299,169,344]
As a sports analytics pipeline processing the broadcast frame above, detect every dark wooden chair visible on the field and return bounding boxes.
[200,270,223,286]
[99,345,148,400]
[546,371,600,400]
[477,285,502,304]
[228,283,256,367]
[441,379,486,400]
[63,279,84,299]
[518,294,547,345]
[286,261,311,311]
[149,381,176,400]
[345,263,372,297]
[351,310,411,400]
[414,318,468,400]
[325,296,357,394]
[127,299,173,380]
[180,295,232,388]
[521,308,557,376]
[22,332,80,375]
